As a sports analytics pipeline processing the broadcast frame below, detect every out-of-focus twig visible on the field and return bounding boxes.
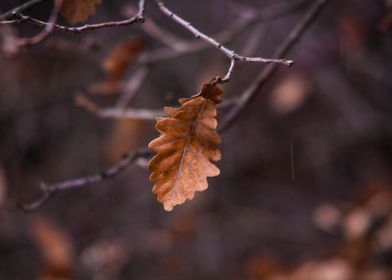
[155,0,294,82]
[97,107,164,120]
[18,148,153,211]
[4,0,146,34]
[124,5,188,51]
[17,0,63,46]
[78,103,237,121]
[114,66,149,108]
[0,20,18,25]
[139,0,306,64]
[240,22,265,57]
[0,0,47,21]
[219,0,332,132]
[75,93,164,120]
[17,0,327,211]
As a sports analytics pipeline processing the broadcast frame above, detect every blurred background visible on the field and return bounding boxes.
[0,0,392,279]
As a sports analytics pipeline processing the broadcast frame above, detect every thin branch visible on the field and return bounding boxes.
[141,17,187,50]
[17,0,63,46]
[15,13,144,34]
[155,0,294,82]
[10,0,146,34]
[123,6,188,51]
[114,66,149,108]
[137,0,146,19]
[221,59,236,83]
[17,0,324,211]
[139,0,307,64]
[78,103,237,121]
[77,96,236,121]
[97,107,164,120]
[0,20,19,25]
[218,0,332,132]
[240,22,265,57]
[75,92,164,120]
[0,0,47,21]
[18,148,153,211]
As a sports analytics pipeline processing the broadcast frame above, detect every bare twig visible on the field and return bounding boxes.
[0,0,47,21]
[15,13,144,34]
[18,0,327,211]
[78,103,237,121]
[141,17,187,50]
[97,107,164,120]
[76,91,164,120]
[17,0,63,46]
[154,0,294,82]
[0,20,18,25]
[139,0,307,64]
[77,94,238,121]
[137,0,146,19]
[18,148,153,211]
[219,0,332,131]
[123,5,188,51]
[114,66,149,108]
[222,59,236,83]
[9,0,145,34]
[75,94,100,113]
[240,23,265,57]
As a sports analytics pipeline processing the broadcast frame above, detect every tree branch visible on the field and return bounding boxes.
[9,0,145,34]
[75,92,164,121]
[18,148,153,211]
[0,0,47,21]
[138,0,305,64]
[97,107,164,120]
[114,66,149,108]
[218,0,332,131]
[154,0,294,82]
[17,0,63,46]
[17,0,328,211]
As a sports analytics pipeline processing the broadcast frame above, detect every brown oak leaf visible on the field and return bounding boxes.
[148,82,222,211]
[60,0,102,25]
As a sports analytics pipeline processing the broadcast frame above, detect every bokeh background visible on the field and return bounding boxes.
[1,0,392,279]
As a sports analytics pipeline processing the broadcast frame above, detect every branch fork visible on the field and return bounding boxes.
[3,0,331,211]
[155,0,293,82]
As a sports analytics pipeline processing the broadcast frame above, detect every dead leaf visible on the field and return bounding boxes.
[148,82,222,211]
[60,0,102,25]
[30,217,74,280]
[91,38,144,94]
